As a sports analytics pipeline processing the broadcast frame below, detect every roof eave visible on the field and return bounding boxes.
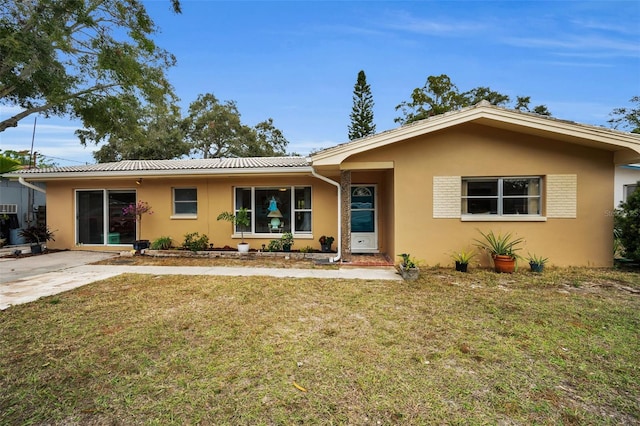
[4,166,315,181]
[310,104,640,166]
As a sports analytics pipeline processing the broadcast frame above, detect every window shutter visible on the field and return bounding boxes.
[433,176,461,218]
[546,174,577,218]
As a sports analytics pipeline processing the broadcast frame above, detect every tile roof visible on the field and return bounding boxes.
[13,157,311,175]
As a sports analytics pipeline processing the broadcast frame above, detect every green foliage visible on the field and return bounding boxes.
[182,232,209,252]
[151,236,173,250]
[394,74,551,124]
[184,93,289,158]
[0,155,21,174]
[348,70,376,140]
[0,0,180,143]
[615,182,640,261]
[92,103,189,162]
[526,253,549,265]
[450,249,476,264]
[267,240,282,252]
[608,96,640,134]
[217,207,250,243]
[398,253,418,269]
[18,225,56,244]
[281,232,294,248]
[299,245,314,253]
[0,149,57,168]
[474,230,524,258]
[319,235,334,245]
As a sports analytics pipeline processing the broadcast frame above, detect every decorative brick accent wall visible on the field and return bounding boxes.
[340,170,352,261]
[433,176,461,218]
[546,174,577,218]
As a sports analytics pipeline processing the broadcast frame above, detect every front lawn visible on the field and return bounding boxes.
[1,268,639,424]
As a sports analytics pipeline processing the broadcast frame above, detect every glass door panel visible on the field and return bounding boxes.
[77,190,104,244]
[108,191,136,244]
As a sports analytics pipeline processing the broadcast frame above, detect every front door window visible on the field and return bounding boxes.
[351,186,375,232]
[350,185,378,252]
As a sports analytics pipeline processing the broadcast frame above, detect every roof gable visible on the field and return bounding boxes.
[311,102,640,166]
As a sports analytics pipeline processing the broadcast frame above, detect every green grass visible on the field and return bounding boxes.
[1,268,639,424]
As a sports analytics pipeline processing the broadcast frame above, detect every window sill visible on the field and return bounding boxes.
[461,215,547,222]
[232,233,314,239]
[170,215,197,220]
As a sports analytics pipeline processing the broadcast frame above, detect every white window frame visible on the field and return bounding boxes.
[623,184,638,202]
[461,176,545,222]
[74,189,137,245]
[172,187,198,219]
[233,186,313,237]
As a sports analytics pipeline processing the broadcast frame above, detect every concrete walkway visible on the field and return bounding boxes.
[0,250,401,310]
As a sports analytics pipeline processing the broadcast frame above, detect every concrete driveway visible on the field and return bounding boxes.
[0,250,119,310]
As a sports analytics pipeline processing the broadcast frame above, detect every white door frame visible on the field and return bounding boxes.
[350,184,378,253]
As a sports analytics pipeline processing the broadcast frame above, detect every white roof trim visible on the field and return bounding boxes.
[311,102,640,166]
[6,166,315,181]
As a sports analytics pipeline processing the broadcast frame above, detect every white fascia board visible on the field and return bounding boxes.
[312,105,640,166]
[6,166,315,181]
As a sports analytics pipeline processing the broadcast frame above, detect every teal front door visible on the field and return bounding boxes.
[350,185,378,253]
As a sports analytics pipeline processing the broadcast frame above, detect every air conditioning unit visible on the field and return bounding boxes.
[0,204,18,214]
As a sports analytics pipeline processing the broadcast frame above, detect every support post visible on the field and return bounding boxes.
[340,170,351,262]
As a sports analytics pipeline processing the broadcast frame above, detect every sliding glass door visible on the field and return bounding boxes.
[76,190,136,245]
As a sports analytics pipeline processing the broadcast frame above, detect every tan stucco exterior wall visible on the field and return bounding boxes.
[45,174,339,252]
[345,123,614,267]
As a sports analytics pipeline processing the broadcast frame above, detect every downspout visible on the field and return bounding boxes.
[310,167,341,263]
[18,176,46,194]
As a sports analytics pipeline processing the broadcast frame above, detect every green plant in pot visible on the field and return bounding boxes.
[526,253,548,273]
[217,207,250,253]
[19,225,56,254]
[474,230,524,273]
[450,249,476,272]
[281,232,294,252]
[319,235,334,252]
[397,253,420,281]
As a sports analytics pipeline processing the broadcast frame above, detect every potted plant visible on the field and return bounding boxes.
[527,253,548,273]
[19,224,56,254]
[217,207,251,253]
[397,253,420,281]
[319,235,334,252]
[123,200,154,251]
[450,249,476,272]
[281,232,294,252]
[474,230,524,273]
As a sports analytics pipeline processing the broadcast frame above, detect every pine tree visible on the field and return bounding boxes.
[348,70,376,140]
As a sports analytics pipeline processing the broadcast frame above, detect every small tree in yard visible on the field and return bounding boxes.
[615,182,640,261]
[348,70,376,140]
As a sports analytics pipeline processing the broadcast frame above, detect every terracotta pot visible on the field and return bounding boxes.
[492,254,516,273]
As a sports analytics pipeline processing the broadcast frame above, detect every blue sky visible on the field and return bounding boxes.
[1,0,639,165]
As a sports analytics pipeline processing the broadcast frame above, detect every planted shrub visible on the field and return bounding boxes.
[615,183,640,261]
[151,236,173,250]
[182,232,209,252]
[267,239,282,252]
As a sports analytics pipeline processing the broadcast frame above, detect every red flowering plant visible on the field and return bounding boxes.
[122,201,153,239]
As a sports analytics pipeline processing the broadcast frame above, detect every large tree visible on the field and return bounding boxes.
[348,70,376,140]
[395,74,550,124]
[91,103,190,162]
[184,93,289,158]
[608,96,640,134]
[0,0,180,144]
